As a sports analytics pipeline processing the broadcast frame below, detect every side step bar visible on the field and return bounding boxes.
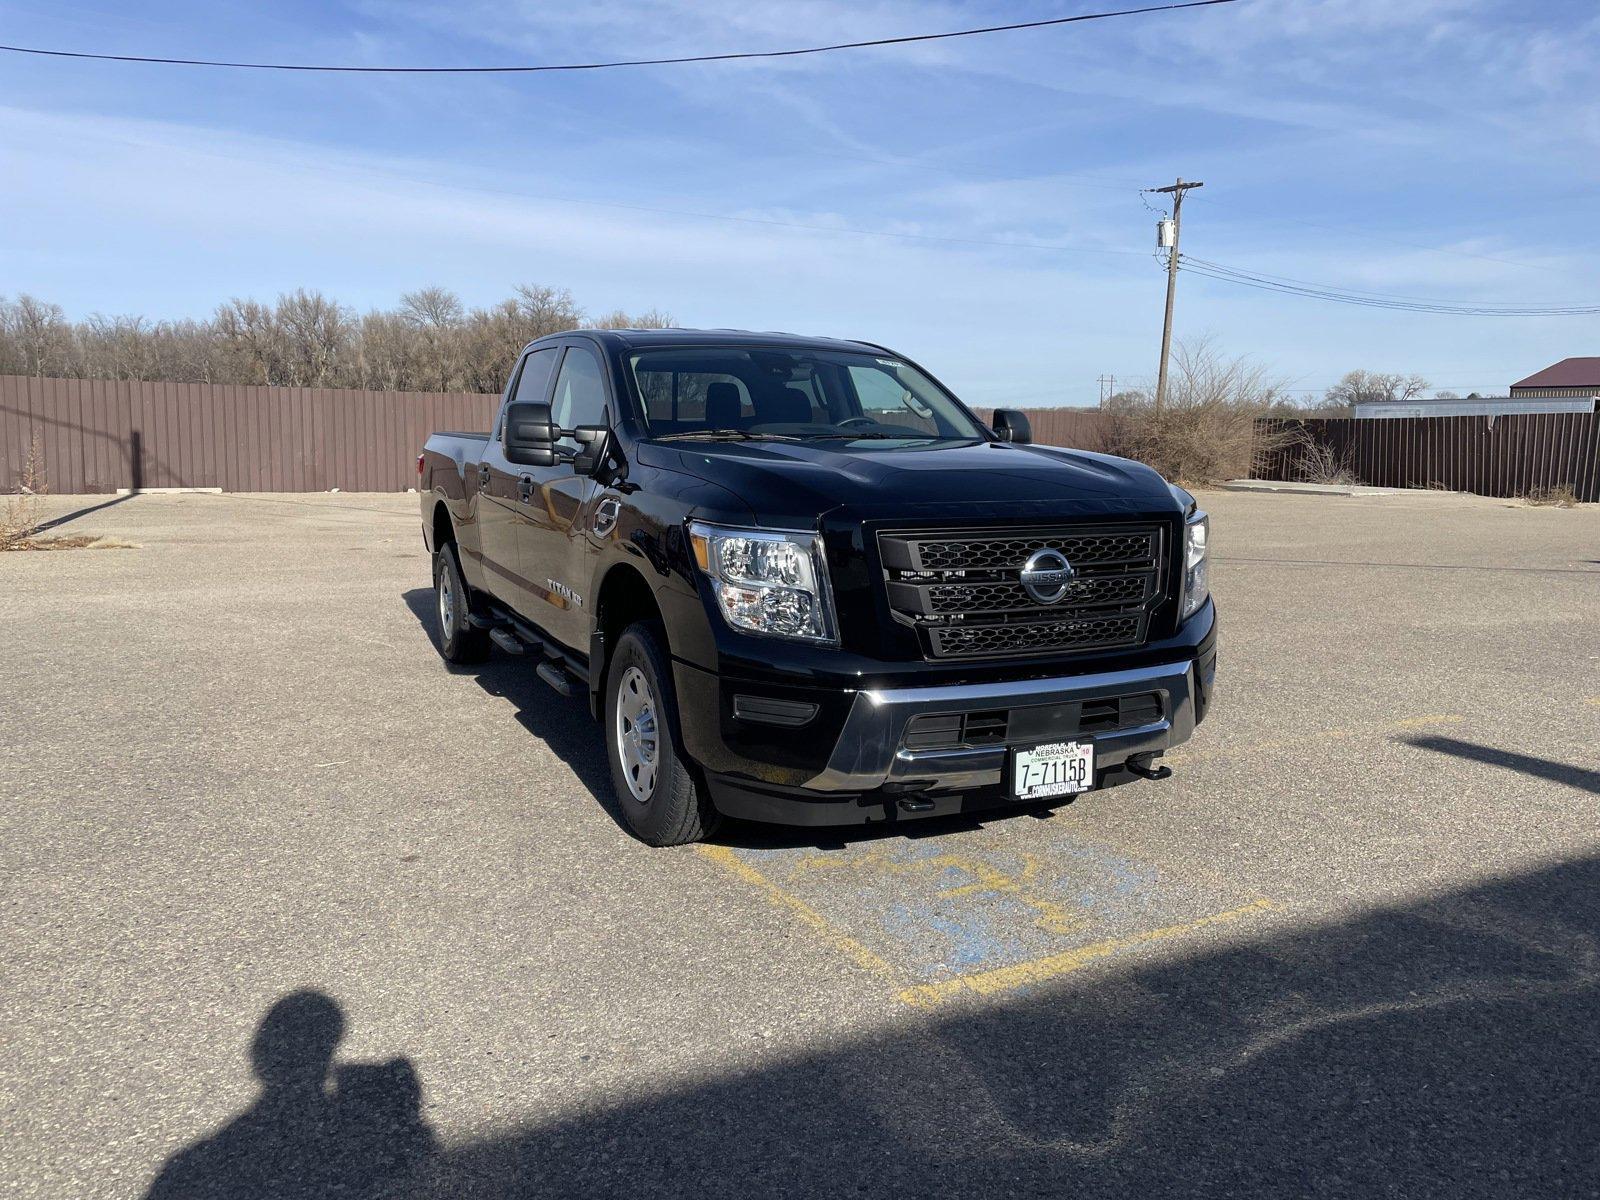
[488,628,524,655]
[473,606,588,697]
[535,661,576,697]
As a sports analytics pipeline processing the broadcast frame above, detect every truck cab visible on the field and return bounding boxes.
[420,329,1215,845]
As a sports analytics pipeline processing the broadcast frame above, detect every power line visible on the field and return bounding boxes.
[1180,255,1600,316]
[0,1,1239,74]
[1182,257,1549,306]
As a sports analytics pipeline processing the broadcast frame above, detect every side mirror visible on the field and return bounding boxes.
[505,401,557,466]
[571,426,611,477]
[992,408,1032,444]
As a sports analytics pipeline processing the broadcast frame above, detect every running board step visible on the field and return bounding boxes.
[488,628,525,655]
[467,613,500,630]
[536,661,576,697]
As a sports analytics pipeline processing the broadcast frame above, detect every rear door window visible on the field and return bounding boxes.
[500,347,558,442]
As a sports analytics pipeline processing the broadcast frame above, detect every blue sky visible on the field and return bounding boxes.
[2,0,1597,406]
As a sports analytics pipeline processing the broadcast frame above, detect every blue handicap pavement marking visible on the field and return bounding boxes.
[730,833,1259,984]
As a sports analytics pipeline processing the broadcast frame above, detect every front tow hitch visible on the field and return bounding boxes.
[1125,754,1173,782]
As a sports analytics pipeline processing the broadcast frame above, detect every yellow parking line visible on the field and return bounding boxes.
[897,898,1276,1009]
[693,844,898,979]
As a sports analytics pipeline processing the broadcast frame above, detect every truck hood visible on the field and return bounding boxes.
[639,437,1180,526]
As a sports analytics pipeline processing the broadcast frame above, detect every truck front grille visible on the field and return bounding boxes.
[878,525,1164,660]
[911,529,1156,571]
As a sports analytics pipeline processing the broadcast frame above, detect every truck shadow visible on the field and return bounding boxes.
[712,797,1071,851]
[401,586,1078,850]
[400,588,624,830]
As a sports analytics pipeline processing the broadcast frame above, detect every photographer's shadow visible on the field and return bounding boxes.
[147,990,436,1199]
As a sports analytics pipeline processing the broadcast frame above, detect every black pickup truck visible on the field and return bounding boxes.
[419,328,1215,845]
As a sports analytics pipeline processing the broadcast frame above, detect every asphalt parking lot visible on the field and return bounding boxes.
[3,487,1597,1198]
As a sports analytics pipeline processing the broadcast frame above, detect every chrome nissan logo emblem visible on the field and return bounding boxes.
[1019,547,1076,604]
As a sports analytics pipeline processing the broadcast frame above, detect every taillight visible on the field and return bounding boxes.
[416,454,425,476]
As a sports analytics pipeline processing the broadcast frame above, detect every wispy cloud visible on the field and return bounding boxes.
[2,0,1595,404]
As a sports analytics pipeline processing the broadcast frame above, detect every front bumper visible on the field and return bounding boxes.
[816,658,1198,791]
[690,631,1217,826]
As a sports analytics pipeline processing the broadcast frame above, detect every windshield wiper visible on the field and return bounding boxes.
[652,429,808,443]
[804,432,942,441]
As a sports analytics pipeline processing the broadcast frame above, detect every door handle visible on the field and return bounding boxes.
[518,475,535,502]
[477,463,491,488]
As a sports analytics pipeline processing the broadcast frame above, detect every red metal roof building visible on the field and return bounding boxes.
[1510,357,1600,398]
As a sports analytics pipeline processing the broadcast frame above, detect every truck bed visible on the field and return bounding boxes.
[420,431,490,497]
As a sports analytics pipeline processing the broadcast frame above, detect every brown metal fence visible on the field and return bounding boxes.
[1021,409,1114,452]
[1254,414,1600,502]
[0,379,1123,495]
[0,375,501,494]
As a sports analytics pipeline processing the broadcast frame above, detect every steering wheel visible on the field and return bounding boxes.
[837,416,877,428]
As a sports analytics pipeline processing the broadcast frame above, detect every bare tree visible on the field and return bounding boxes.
[512,285,583,339]
[1324,370,1430,407]
[356,311,417,392]
[155,318,230,384]
[214,299,280,385]
[591,307,676,330]
[400,287,464,329]
[274,290,355,386]
[1108,338,1296,484]
[0,285,668,391]
[1,295,75,377]
[460,300,532,394]
[80,315,161,381]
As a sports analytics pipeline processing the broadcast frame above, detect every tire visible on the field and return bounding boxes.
[432,543,490,664]
[604,622,721,846]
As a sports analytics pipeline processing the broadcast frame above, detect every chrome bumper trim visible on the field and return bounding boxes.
[806,659,1197,792]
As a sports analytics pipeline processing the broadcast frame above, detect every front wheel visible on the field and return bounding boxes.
[604,623,720,846]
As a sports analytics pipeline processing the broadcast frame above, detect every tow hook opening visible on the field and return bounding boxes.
[1126,754,1173,782]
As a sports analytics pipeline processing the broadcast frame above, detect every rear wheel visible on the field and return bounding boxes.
[432,543,490,664]
[605,622,720,846]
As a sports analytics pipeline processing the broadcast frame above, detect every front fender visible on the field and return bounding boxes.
[586,467,753,672]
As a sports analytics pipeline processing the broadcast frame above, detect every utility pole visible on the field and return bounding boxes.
[1147,178,1203,412]
[1097,374,1116,407]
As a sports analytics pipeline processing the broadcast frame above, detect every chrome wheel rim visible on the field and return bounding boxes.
[614,665,660,803]
[437,567,455,636]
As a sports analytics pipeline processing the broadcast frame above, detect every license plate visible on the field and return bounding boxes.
[1010,740,1095,800]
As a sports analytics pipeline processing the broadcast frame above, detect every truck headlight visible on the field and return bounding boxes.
[687,522,837,643]
[1181,511,1210,620]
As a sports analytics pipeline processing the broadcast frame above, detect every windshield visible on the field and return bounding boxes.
[627,347,988,442]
